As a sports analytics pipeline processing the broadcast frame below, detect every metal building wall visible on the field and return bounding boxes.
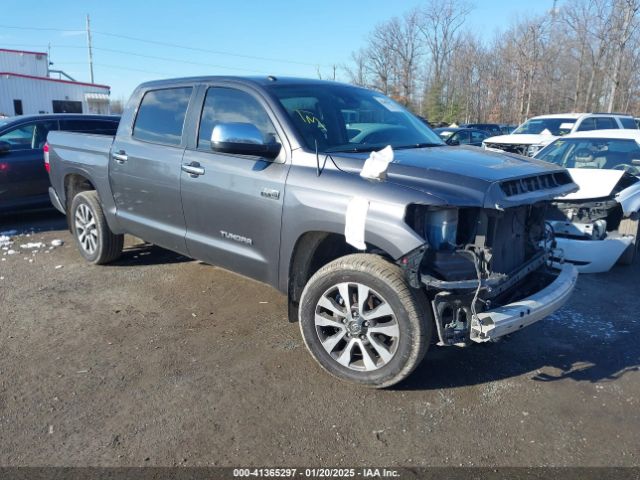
[0,49,48,76]
[0,75,110,115]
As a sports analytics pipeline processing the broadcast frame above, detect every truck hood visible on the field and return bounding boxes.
[562,169,627,200]
[484,134,557,146]
[333,146,578,209]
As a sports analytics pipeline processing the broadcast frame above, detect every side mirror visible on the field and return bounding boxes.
[211,122,281,159]
[448,139,460,146]
[0,141,10,155]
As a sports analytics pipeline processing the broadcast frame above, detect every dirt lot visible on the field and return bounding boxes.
[0,210,639,467]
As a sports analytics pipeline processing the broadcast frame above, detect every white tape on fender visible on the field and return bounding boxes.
[345,197,369,250]
[360,145,394,180]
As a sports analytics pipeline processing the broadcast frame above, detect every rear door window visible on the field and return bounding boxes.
[595,117,617,129]
[620,117,638,129]
[133,87,193,146]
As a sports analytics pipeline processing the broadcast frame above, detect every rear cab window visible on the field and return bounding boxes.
[60,119,119,136]
[133,87,193,145]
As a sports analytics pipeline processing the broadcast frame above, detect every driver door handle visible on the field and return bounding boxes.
[182,162,205,177]
[112,150,128,164]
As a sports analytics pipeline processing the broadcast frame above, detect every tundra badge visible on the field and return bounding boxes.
[261,188,280,200]
[220,230,253,246]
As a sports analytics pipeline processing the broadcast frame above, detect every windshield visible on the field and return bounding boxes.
[513,118,576,136]
[537,138,640,175]
[267,83,444,153]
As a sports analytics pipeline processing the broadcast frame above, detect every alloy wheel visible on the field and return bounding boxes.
[314,282,400,371]
[75,203,98,255]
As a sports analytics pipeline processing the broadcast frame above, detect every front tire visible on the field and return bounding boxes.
[70,191,123,264]
[298,254,431,388]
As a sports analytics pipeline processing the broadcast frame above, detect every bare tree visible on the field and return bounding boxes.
[607,0,640,111]
[346,0,640,122]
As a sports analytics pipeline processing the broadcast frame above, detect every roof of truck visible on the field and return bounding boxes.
[136,76,354,89]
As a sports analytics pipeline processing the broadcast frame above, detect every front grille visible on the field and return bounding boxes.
[500,172,573,198]
[485,143,528,155]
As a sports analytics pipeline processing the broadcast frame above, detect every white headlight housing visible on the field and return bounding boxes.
[526,144,542,157]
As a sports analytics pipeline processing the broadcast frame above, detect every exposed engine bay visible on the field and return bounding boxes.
[541,169,640,273]
[548,198,623,241]
[402,204,561,346]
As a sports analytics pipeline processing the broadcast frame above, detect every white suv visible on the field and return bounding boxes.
[483,113,638,157]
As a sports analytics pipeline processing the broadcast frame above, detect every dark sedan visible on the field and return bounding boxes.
[434,127,491,147]
[459,123,502,135]
[0,114,119,214]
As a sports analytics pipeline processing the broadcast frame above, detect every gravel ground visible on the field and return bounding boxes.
[0,210,638,467]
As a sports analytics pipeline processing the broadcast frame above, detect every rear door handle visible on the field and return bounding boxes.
[182,162,205,177]
[113,151,128,164]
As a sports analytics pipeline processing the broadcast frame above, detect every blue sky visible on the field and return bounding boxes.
[0,0,553,100]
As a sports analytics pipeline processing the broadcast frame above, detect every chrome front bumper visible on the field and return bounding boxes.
[469,263,578,342]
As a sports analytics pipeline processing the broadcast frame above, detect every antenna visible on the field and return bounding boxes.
[86,14,94,83]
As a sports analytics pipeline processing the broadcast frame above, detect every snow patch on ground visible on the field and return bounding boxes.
[0,235,13,248]
[547,308,635,340]
[20,242,46,250]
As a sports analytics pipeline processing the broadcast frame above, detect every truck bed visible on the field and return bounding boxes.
[46,130,116,219]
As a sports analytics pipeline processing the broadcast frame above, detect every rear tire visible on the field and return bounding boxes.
[298,254,431,388]
[70,191,123,264]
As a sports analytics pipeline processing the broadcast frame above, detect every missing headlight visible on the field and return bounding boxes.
[425,208,458,251]
[405,206,480,251]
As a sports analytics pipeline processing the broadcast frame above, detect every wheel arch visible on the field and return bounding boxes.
[62,168,123,234]
[286,230,396,322]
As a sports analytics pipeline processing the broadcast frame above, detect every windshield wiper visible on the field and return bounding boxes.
[394,143,443,150]
[324,145,382,153]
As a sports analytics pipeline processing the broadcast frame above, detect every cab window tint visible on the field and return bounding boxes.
[198,87,278,150]
[133,87,192,146]
[60,119,119,136]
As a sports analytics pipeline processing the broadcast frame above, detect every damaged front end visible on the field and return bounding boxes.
[400,181,579,346]
[547,194,639,273]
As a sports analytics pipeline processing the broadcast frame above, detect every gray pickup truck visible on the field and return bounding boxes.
[46,76,579,387]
